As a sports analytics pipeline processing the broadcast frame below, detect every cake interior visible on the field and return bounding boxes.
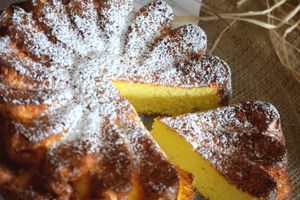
[151,119,257,200]
[113,81,221,199]
[113,81,219,115]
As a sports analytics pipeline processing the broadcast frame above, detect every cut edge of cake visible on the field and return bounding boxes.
[114,55,232,116]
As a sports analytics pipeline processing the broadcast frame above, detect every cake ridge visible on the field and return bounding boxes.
[67,0,106,52]
[124,0,173,62]
[31,0,89,55]
[8,6,75,66]
[0,37,37,78]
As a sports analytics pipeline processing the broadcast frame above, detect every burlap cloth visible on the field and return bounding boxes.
[200,0,300,199]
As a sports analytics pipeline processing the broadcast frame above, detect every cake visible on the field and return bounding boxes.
[0,0,232,199]
[151,101,291,200]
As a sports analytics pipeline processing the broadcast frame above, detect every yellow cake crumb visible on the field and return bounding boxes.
[151,119,257,200]
[113,81,220,115]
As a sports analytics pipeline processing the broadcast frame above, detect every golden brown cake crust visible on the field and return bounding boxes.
[0,0,232,199]
[0,0,198,199]
[174,55,231,106]
[160,101,291,199]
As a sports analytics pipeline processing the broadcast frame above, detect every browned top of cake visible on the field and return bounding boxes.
[0,0,233,199]
[161,101,291,199]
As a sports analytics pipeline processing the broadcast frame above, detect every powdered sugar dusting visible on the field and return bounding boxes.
[0,0,231,198]
[32,0,89,55]
[68,0,104,52]
[0,0,230,161]
[0,0,230,144]
[117,24,208,85]
[98,0,134,53]
[161,101,283,162]
[10,7,74,66]
[124,1,173,61]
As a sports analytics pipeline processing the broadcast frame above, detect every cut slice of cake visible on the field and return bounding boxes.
[114,55,231,115]
[151,101,291,200]
[112,3,231,115]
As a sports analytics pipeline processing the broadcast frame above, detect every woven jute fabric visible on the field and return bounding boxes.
[200,0,300,199]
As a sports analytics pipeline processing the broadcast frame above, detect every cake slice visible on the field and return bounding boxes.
[114,55,231,115]
[113,2,231,115]
[151,101,291,200]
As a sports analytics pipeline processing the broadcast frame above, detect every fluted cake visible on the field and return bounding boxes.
[151,101,291,200]
[0,0,232,199]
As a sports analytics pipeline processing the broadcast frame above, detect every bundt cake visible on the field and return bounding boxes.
[151,101,291,200]
[0,0,232,199]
